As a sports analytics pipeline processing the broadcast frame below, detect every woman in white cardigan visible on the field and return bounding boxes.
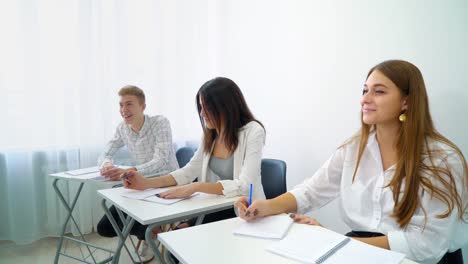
[123,77,266,224]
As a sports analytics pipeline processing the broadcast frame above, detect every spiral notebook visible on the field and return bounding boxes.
[266,225,405,264]
[266,226,350,263]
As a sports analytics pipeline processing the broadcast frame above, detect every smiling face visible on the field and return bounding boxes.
[361,70,407,126]
[119,95,145,125]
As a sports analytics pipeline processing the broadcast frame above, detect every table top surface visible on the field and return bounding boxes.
[158,217,417,264]
[48,167,118,182]
[98,187,238,225]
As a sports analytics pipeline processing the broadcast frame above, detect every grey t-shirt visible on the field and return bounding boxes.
[208,155,234,180]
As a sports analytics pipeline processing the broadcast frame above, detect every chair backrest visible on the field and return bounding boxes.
[176,146,196,168]
[261,159,287,199]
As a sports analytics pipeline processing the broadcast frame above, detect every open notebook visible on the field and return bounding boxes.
[142,194,199,205]
[64,165,130,181]
[233,214,294,239]
[266,225,405,264]
[65,166,100,176]
[121,188,198,205]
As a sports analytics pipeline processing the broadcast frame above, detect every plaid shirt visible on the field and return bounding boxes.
[98,115,179,176]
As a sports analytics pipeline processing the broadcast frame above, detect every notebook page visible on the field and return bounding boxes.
[87,166,130,181]
[65,167,100,176]
[233,214,294,239]
[266,225,346,263]
[65,165,131,180]
[325,238,405,264]
[143,193,199,205]
[80,172,107,181]
[121,188,170,199]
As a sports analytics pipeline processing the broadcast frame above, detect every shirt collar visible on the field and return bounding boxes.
[139,115,149,134]
[366,131,384,171]
[126,115,148,135]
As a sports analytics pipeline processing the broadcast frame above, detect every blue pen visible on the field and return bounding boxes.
[248,183,253,206]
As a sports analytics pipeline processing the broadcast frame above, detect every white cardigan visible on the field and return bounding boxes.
[170,121,266,200]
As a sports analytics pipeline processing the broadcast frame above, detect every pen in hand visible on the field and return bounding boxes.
[121,170,133,180]
[248,183,253,207]
[120,170,134,187]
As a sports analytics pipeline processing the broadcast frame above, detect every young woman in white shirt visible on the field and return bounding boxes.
[235,60,467,264]
[123,77,266,225]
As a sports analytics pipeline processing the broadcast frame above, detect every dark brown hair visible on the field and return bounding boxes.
[196,77,264,154]
[352,60,467,228]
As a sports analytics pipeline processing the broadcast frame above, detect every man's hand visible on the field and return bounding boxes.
[100,166,126,181]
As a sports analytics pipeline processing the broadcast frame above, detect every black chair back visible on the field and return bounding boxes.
[438,249,463,264]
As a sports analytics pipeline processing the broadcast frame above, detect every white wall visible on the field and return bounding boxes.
[141,0,468,252]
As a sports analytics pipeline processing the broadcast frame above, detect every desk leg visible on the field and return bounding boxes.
[194,215,205,226]
[101,199,142,264]
[162,244,177,264]
[114,205,144,263]
[53,178,98,264]
[145,223,165,264]
[158,214,205,264]
[115,207,143,263]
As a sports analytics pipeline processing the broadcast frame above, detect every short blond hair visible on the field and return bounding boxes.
[118,85,145,104]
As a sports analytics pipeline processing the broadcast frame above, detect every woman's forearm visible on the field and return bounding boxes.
[352,236,390,250]
[193,182,224,195]
[147,174,177,188]
[267,192,298,215]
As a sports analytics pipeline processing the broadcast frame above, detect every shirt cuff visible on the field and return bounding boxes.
[170,169,190,186]
[387,230,411,257]
[218,180,241,198]
[100,158,112,168]
[288,188,310,214]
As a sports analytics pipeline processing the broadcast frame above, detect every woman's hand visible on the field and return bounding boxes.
[158,183,198,199]
[289,213,322,226]
[121,170,149,190]
[235,196,273,221]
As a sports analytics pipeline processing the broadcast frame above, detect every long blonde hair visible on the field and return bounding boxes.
[351,60,467,228]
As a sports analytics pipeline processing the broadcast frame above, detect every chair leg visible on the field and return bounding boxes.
[135,239,142,252]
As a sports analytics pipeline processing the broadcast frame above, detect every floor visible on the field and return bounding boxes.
[0,232,162,264]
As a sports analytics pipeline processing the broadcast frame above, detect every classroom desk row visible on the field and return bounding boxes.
[50,169,418,264]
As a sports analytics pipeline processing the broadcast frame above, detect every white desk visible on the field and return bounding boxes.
[158,217,419,264]
[49,168,121,264]
[98,187,238,264]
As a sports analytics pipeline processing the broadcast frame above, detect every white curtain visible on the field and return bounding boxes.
[0,0,217,244]
[1,0,467,255]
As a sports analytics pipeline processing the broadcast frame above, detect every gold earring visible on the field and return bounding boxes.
[399,113,407,122]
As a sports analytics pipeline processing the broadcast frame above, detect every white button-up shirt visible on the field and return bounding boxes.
[98,115,179,176]
[290,132,467,264]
